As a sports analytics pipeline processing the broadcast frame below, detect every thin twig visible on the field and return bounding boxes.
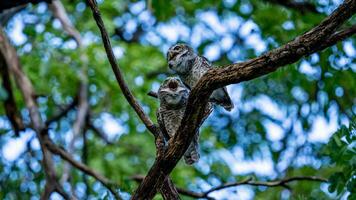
[132,175,327,199]
[86,120,115,145]
[44,137,122,200]
[49,0,89,192]
[45,96,78,126]
[86,0,158,136]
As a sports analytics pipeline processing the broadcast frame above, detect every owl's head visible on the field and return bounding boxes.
[167,43,196,74]
[158,77,189,108]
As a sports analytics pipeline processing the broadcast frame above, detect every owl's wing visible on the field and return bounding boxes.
[200,56,213,70]
[183,82,191,90]
[157,109,170,140]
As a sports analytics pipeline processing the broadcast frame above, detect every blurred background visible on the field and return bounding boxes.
[0,0,355,199]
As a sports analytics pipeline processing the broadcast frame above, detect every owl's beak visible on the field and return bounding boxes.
[167,51,173,60]
[168,80,178,91]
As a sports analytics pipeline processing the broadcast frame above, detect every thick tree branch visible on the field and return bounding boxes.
[86,0,158,137]
[266,0,319,14]
[0,28,70,200]
[313,24,356,53]
[133,1,356,199]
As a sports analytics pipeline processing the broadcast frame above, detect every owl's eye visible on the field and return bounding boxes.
[173,46,181,51]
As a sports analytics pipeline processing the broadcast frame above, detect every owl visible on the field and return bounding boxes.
[157,77,200,165]
[167,43,234,111]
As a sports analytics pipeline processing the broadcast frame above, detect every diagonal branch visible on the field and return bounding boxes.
[132,0,356,199]
[0,51,25,136]
[45,96,78,126]
[86,0,158,137]
[43,137,122,200]
[86,119,115,145]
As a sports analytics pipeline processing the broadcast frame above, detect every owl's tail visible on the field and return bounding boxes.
[210,87,234,111]
[184,133,200,165]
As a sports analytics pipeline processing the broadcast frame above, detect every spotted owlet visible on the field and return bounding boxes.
[167,43,234,111]
[157,77,200,165]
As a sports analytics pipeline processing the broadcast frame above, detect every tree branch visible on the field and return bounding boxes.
[49,1,90,192]
[132,0,356,199]
[43,137,122,200]
[0,27,70,200]
[132,175,327,199]
[0,51,25,136]
[86,0,158,137]
[86,118,115,145]
[45,96,78,126]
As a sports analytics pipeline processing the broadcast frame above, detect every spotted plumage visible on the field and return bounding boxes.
[157,77,200,165]
[167,43,234,111]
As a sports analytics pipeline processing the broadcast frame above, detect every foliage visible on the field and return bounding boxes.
[324,120,356,200]
[0,0,355,199]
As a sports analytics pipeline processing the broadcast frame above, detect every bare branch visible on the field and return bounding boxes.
[86,0,158,136]
[86,120,115,145]
[43,137,122,200]
[45,96,78,126]
[132,1,356,198]
[48,0,82,46]
[132,175,326,199]
[203,176,327,196]
[0,27,70,200]
[49,0,89,191]
[0,52,25,136]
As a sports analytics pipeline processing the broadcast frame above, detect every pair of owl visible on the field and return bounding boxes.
[157,43,234,165]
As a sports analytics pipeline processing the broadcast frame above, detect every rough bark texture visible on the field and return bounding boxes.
[132,0,356,199]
